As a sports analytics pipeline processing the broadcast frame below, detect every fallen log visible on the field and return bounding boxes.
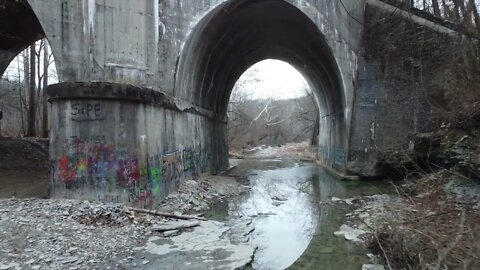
[127,207,206,221]
[151,220,201,232]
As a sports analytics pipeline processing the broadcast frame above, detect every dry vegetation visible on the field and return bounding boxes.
[365,171,480,269]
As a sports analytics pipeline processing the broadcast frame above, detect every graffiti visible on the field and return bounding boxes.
[182,148,195,172]
[70,102,106,122]
[54,139,212,206]
[118,158,140,187]
[333,149,346,165]
[318,145,346,165]
[69,135,106,145]
[98,194,122,203]
[160,150,184,189]
[58,155,78,184]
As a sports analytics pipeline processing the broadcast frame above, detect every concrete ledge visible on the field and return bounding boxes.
[316,160,360,181]
[47,82,228,123]
[367,0,474,38]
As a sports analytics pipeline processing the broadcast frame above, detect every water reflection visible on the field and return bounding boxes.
[207,158,389,270]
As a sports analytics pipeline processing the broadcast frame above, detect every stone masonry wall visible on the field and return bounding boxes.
[348,1,480,176]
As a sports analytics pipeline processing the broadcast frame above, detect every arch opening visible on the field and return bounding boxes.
[0,0,57,199]
[227,59,318,152]
[176,0,347,170]
[0,0,46,77]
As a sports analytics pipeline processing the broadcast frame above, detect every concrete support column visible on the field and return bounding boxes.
[47,82,228,207]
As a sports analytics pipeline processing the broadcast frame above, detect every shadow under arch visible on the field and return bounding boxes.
[0,0,60,79]
[0,0,45,76]
[175,0,348,172]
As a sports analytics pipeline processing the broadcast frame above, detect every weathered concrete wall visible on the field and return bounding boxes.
[169,0,365,175]
[28,0,368,205]
[4,0,474,206]
[48,82,227,207]
[348,0,480,176]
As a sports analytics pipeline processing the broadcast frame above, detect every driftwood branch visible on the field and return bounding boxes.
[127,207,206,221]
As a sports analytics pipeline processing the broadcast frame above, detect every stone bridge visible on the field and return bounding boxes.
[0,0,476,207]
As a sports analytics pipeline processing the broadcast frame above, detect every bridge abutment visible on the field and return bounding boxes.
[47,82,227,207]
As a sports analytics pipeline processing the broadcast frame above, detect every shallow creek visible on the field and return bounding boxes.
[206,158,391,270]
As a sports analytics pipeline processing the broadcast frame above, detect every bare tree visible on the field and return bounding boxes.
[26,44,36,137]
[1,39,56,137]
[41,40,49,137]
[432,0,442,16]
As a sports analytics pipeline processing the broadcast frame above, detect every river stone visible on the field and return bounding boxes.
[0,262,19,270]
[163,230,180,237]
[362,264,385,270]
[333,224,366,242]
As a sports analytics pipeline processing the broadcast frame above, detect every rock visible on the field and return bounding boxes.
[138,220,256,269]
[0,262,19,270]
[151,221,201,232]
[272,201,284,207]
[164,230,180,237]
[58,256,79,264]
[271,196,287,202]
[362,264,385,270]
[358,213,370,219]
[142,260,149,265]
[331,197,355,205]
[334,224,366,242]
[256,212,276,216]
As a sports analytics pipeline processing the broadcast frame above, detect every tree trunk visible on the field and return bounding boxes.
[26,44,36,137]
[454,0,467,16]
[468,0,480,31]
[452,0,462,22]
[21,50,29,135]
[42,40,49,138]
[311,108,319,146]
[35,41,43,135]
[432,0,441,17]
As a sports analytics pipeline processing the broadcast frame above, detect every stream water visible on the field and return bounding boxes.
[206,158,391,270]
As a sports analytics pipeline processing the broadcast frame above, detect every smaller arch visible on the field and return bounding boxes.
[0,0,46,76]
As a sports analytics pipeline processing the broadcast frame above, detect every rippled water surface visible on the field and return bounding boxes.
[206,158,391,270]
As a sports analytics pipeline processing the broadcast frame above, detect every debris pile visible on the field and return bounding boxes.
[158,176,250,213]
[0,199,148,270]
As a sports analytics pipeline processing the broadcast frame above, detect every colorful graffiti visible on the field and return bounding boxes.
[53,137,212,207]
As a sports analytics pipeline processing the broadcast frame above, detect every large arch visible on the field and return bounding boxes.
[175,0,348,171]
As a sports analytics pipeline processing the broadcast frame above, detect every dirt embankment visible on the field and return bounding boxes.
[334,127,480,270]
[0,138,49,199]
[340,171,480,270]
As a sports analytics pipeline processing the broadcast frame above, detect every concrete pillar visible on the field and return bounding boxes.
[47,82,227,208]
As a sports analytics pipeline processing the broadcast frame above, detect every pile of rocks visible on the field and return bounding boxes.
[158,176,250,213]
[71,201,135,227]
[0,192,255,270]
[0,199,154,270]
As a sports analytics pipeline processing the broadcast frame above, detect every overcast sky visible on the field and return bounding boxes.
[234,59,310,100]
